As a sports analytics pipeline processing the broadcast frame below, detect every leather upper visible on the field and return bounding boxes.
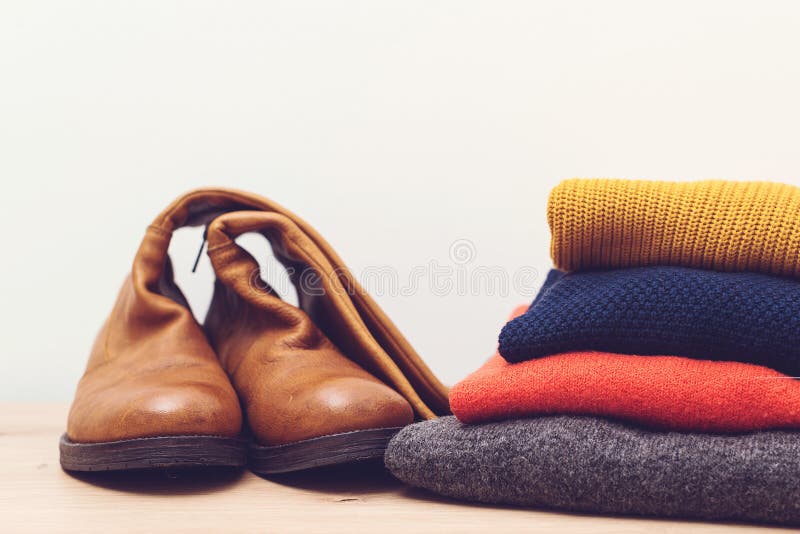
[66,227,242,442]
[156,188,450,418]
[67,188,449,444]
[204,213,414,443]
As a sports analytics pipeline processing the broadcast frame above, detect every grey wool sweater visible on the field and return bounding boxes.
[384,416,800,526]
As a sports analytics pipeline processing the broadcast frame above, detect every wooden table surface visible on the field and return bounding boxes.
[0,404,789,533]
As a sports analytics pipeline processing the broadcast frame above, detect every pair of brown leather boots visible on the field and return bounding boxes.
[61,188,449,474]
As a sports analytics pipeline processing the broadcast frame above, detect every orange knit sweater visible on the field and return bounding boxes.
[450,307,800,432]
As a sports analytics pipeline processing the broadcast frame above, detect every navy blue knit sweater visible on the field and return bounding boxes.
[499,267,800,376]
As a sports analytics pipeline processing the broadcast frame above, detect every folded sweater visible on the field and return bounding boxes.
[451,348,800,433]
[549,178,800,278]
[499,267,800,376]
[385,416,800,525]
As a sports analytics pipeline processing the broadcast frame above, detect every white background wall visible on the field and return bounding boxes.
[1,1,799,401]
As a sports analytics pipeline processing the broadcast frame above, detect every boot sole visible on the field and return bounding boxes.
[59,434,247,472]
[249,427,402,474]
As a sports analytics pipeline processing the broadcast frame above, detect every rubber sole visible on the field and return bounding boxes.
[249,427,402,474]
[59,434,248,472]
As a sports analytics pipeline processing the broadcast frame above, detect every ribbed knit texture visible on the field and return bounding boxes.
[498,267,800,376]
[549,179,800,278]
[385,416,800,525]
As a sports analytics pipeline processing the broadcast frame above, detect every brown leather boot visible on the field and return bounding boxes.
[61,204,246,472]
[63,188,448,473]
[203,209,445,473]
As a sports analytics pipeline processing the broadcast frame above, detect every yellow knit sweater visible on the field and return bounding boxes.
[548,179,800,278]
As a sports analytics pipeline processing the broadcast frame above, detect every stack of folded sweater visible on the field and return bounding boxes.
[386,179,800,526]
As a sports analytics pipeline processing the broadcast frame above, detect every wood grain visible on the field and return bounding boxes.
[0,404,784,533]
